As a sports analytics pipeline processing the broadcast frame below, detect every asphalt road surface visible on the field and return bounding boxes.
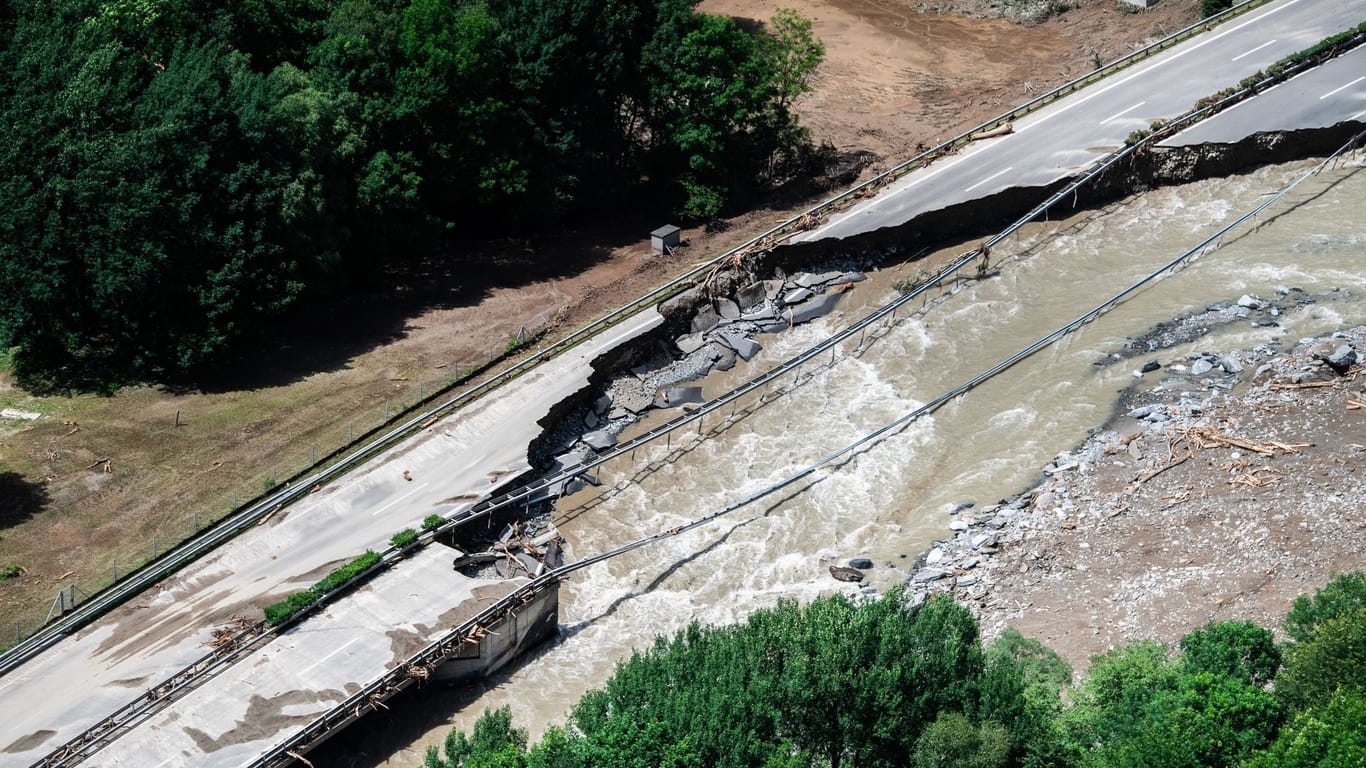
[1166,42,1366,144]
[799,0,1366,244]
[4,0,1364,763]
[0,309,661,766]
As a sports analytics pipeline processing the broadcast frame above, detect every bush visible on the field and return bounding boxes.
[391,528,420,549]
[314,550,382,594]
[0,564,21,580]
[263,550,382,625]
[287,590,319,613]
[422,514,446,532]
[263,601,294,626]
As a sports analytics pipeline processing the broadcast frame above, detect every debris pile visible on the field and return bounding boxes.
[453,521,567,580]
[894,324,1364,668]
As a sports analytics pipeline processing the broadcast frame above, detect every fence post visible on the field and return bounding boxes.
[112,557,118,583]
[152,535,158,560]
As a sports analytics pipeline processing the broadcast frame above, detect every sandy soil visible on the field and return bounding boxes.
[0,1,1201,638]
[941,327,1366,672]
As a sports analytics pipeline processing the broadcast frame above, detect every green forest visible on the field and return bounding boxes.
[0,0,824,390]
[422,573,1366,768]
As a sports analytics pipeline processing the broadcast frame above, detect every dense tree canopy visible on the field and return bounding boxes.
[0,0,824,389]
[419,573,1366,768]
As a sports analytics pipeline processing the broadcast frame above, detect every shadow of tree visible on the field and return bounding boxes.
[0,471,49,532]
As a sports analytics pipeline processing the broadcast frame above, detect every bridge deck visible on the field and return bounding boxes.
[88,547,520,768]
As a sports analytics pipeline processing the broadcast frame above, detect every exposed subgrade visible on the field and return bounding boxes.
[508,125,1363,543]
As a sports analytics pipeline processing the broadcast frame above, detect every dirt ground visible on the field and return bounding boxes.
[0,0,1203,639]
[958,328,1366,672]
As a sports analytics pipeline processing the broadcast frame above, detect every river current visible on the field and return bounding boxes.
[338,154,1366,765]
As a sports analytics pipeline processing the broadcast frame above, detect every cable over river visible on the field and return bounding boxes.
[328,153,1366,765]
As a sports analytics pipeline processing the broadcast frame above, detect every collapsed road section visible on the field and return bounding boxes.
[0,311,660,767]
[8,16,1366,768]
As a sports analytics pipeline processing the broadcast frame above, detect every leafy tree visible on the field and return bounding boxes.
[986,627,1072,695]
[0,0,825,388]
[977,631,1074,767]
[1244,690,1366,768]
[1285,572,1366,643]
[1276,605,1366,713]
[913,711,1009,768]
[1090,672,1282,768]
[426,707,530,768]
[1061,640,1180,751]
[569,591,988,768]
[1179,620,1280,686]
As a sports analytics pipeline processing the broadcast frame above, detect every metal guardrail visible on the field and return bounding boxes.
[247,124,1366,768]
[28,15,1363,767]
[0,0,1278,688]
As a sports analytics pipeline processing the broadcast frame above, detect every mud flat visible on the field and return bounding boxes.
[914,322,1366,671]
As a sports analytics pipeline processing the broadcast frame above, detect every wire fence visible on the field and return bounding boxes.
[26,33,1366,768]
[248,126,1366,768]
[0,0,1282,668]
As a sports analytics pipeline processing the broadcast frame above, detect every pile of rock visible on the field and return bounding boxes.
[943,326,1364,656]
[537,268,867,480]
[672,268,866,374]
[587,270,865,440]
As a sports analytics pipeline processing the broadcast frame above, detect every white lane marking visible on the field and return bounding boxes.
[302,637,360,673]
[371,482,430,516]
[1350,108,1366,122]
[964,167,1013,193]
[1100,100,1147,125]
[1321,76,1365,100]
[807,0,1310,239]
[1231,39,1277,61]
[1015,0,1308,135]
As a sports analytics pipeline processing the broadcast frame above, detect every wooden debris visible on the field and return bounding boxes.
[85,458,112,473]
[1182,426,1278,456]
[1129,449,1193,488]
[1348,399,1366,410]
[402,470,412,482]
[970,122,1014,141]
[1269,380,1336,390]
[256,504,282,526]
[1230,467,1281,488]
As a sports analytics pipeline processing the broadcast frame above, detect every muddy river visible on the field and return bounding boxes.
[329,154,1366,765]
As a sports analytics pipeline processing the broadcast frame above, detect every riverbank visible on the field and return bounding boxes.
[915,322,1365,672]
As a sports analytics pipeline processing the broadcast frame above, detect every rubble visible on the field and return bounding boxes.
[898,325,1366,671]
